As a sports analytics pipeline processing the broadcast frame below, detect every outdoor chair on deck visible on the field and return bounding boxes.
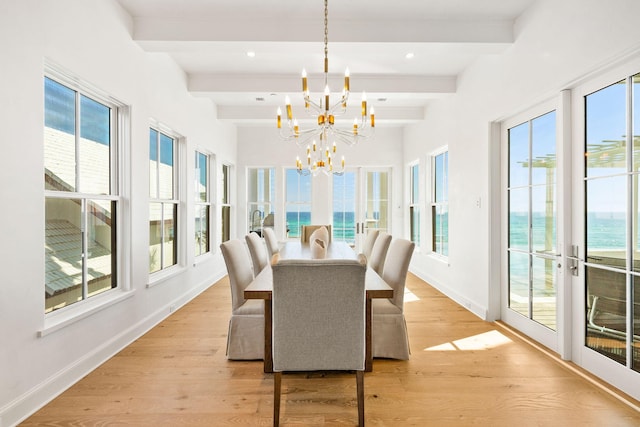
[372,238,415,360]
[220,239,264,360]
[271,255,368,426]
[300,224,332,243]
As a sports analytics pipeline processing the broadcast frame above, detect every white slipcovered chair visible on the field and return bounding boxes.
[271,255,368,427]
[362,229,380,260]
[372,238,415,360]
[220,239,265,360]
[245,231,269,276]
[368,231,391,275]
[262,227,279,261]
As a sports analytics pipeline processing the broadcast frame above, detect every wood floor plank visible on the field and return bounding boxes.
[20,273,640,426]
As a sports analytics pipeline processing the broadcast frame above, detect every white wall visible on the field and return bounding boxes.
[0,1,235,425]
[403,0,640,320]
[236,126,405,241]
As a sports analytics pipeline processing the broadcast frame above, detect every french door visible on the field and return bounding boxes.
[501,97,566,354]
[333,167,391,252]
[570,66,640,398]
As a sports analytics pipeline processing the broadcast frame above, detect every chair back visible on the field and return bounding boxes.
[382,238,415,309]
[271,255,367,372]
[220,239,254,312]
[300,224,332,243]
[368,231,392,275]
[245,232,269,275]
[262,227,279,260]
[362,229,380,260]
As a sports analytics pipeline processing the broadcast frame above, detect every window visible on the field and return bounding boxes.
[221,164,232,242]
[149,127,179,273]
[285,169,311,239]
[195,151,211,257]
[247,168,275,235]
[432,150,449,256]
[409,163,420,245]
[44,74,122,313]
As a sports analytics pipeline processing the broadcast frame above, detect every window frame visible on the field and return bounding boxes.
[220,163,233,243]
[194,150,213,259]
[148,124,183,279]
[409,161,420,246]
[42,64,131,331]
[285,168,312,239]
[431,147,449,258]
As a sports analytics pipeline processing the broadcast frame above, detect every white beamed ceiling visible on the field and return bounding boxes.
[117,0,535,124]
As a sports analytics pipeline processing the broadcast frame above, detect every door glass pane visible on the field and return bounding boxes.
[333,172,356,245]
[285,169,311,238]
[364,171,388,232]
[86,199,116,297]
[509,187,529,251]
[45,197,83,313]
[79,95,111,195]
[509,251,530,318]
[44,78,77,192]
[586,80,627,178]
[531,111,556,186]
[586,175,626,270]
[586,266,627,366]
[532,184,556,254]
[509,121,529,188]
[248,168,275,235]
[532,255,556,329]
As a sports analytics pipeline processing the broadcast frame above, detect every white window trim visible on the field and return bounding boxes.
[42,62,132,332]
[408,159,421,249]
[194,149,214,262]
[430,145,449,260]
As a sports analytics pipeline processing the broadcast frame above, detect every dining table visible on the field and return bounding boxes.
[244,240,393,373]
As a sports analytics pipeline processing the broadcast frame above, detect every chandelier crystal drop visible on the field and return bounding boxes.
[277,0,375,176]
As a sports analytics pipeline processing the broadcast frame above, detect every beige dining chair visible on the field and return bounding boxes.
[271,255,368,427]
[245,231,269,276]
[362,229,380,260]
[220,239,265,360]
[368,231,391,275]
[300,224,332,243]
[372,238,415,360]
[262,227,279,261]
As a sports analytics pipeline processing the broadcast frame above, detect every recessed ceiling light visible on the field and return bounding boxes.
[255,97,265,102]
[377,98,387,102]
[247,51,256,58]
[405,52,414,59]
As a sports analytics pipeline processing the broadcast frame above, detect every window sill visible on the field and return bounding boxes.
[147,264,187,288]
[39,289,136,338]
[193,252,215,267]
[428,252,450,266]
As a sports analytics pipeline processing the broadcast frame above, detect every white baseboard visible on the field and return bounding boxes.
[409,261,488,320]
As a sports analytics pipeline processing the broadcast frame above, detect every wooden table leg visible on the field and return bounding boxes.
[365,296,372,372]
[264,299,273,373]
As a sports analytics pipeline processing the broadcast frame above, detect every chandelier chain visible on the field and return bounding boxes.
[324,0,329,73]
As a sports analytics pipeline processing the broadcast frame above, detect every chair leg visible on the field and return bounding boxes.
[274,372,282,427]
[356,370,365,426]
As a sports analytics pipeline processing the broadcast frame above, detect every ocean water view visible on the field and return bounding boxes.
[286,211,357,242]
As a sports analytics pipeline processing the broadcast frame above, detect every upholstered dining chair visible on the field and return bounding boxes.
[300,224,332,243]
[271,255,368,427]
[368,231,391,275]
[262,227,279,261]
[220,239,264,360]
[362,229,380,260]
[372,238,415,360]
[245,231,269,276]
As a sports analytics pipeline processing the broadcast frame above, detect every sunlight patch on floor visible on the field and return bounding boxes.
[424,330,513,351]
[404,287,420,303]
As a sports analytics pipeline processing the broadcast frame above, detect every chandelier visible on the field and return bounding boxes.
[276,0,375,176]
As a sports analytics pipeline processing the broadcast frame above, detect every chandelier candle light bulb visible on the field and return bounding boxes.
[276,0,375,176]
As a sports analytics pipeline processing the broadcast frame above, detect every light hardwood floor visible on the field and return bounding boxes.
[22,273,640,426]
